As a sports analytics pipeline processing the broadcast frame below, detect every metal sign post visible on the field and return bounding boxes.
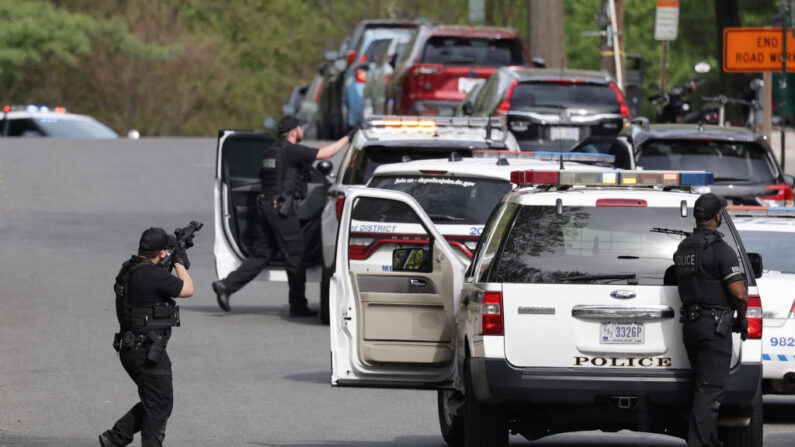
[783,0,790,171]
[654,1,679,99]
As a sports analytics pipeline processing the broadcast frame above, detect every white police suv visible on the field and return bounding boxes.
[330,169,763,446]
[729,205,795,394]
[1,104,119,138]
[317,115,520,322]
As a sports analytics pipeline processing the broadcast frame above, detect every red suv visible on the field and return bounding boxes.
[386,25,531,117]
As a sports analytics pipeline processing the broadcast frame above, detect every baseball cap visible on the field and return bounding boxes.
[278,115,301,135]
[694,193,727,220]
[139,227,169,251]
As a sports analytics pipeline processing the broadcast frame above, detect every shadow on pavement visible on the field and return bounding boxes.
[281,370,330,384]
[0,435,98,447]
[246,437,445,446]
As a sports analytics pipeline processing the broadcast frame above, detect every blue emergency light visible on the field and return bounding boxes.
[510,169,714,188]
[727,206,795,217]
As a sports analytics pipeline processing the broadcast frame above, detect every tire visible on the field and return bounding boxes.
[319,262,331,325]
[437,389,464,447]
[719,379,763,447]
[463,360,508,447]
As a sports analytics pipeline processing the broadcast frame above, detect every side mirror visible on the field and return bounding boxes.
[127,129,140,140]
[747,252,763,279]
[324,50,338,61]
[531,57,547,68]
[316,160,333,175]
[262,117,276,131]
[392,247,430,273]
[785,174,795,187]
[282,104,296,116]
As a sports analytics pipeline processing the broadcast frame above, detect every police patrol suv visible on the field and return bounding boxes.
[317,115,521,322]
[330,169,763,446]
[729,205,795,394]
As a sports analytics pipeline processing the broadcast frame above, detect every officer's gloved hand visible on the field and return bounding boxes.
[173,247,190,270]
[733,317,749,341]
[346,125,360,141]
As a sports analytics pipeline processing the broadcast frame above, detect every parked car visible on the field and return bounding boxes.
[295,69,325,140]
[386,25,532,117]
[457,67,631,151]
[317,20,420,139]
[342,36,400,130]
[330,169,763,446]
[1,105,119,138]
[318,114,520,323]
[729,205,795,394]
[627,124,794,206]
[362,35,411,118]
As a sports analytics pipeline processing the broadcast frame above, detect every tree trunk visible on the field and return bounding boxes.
[715,0,742,125]
[527,0,566,68]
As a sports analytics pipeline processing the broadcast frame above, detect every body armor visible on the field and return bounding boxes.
[114,256,180,332]
[673,231,730,310]
[259,141,282,196]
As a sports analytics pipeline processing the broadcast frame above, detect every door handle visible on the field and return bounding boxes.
[410,278,427,288]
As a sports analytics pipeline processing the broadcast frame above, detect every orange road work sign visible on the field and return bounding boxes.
[723,27,795,73]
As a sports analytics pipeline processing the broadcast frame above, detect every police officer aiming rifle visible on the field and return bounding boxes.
[212,115,351,316]
[100,227,195,447]
[673,193,749,447]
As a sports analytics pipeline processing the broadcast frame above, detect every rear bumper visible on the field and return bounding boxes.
[470,358,762,407]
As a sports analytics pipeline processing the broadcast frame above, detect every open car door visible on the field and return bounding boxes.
[330,187,465,388]
[214,130,326,281]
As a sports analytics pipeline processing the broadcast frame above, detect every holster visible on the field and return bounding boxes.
[113,331,141,352]
[145,331,166,363]
[715,311,733,336]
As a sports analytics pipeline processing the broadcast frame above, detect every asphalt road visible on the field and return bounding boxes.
[0,137,793,447]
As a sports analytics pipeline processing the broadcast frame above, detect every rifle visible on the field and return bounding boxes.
[161,220,203,272]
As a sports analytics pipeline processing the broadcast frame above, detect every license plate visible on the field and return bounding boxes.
[549,126,580,141]
[600,322,644,344]
[458,77,484,93]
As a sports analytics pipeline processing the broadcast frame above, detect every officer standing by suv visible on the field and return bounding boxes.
[212,115,351,316]
[100,227,194,447]
[673,193,749,447]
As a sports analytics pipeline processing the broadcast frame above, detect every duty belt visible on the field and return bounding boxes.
[680,303,730,322]
[257,193,283,208]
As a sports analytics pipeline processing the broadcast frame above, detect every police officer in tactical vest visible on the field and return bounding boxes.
[100,227,194,447]
[673,193,749,447]
[212,115,351,316]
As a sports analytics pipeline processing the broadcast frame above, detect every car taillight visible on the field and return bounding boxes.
[313,81,322,103]
[760,183,793,206]
[346,50,357,66]
[609,82,632,119]
[482,291,503,336]
[497,80,518,115]
[355,68,368,84]
[348,233,428,260]
[789,299,795,319]
[747,294,762,339]
[410,64,443,75]
[335,195,345,221]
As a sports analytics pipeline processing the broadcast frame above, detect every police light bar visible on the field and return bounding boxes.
[726,205,795,217]
[366,115,504,132]
[474,150,615,164]
[3,104,67,113]
[509,170,714,187]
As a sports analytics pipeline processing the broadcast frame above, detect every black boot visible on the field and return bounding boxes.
[213,280,231,312]
[289,305,318,317]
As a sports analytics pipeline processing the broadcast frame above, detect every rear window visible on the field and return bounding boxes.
[342,146,472,185]
[421,37,526,66]
[369,175,512,224]
[736,230,795,274]
[510,82,619,110]
[636,140,777,184]
[493,205,742,285]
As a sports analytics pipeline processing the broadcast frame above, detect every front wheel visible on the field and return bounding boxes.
[319,262,331,325]
[463,360,508,447]
[719,379,763,447]
[438,389,464,446]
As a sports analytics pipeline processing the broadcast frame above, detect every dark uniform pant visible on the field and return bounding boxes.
[683,315,733,447]
[221,200,307,308]
[104,347,173,447]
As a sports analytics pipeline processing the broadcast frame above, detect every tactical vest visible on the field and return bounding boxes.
[277,143,309,201]
[114,256,179,331]
[673,231,730,310]
[259,140,282,196]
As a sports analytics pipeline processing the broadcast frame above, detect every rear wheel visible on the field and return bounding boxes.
[463,360,508,447]
[719,379,763,447]
[437,389,464,446]
[319,262,331,325]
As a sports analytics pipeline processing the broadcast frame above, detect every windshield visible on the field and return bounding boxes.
[736,230,795,274]
[494,205,742,285]
[34,116,118,138]
[421,37,526,66]
[511,82,619,111]
[368,175,512,224]
[636,140,776,184]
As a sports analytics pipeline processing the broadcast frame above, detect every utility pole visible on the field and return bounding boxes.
[601,0,625,91]
[527,0,567,68]
[781,0,790,171]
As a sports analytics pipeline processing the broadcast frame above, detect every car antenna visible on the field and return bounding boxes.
[496,157,509,166]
